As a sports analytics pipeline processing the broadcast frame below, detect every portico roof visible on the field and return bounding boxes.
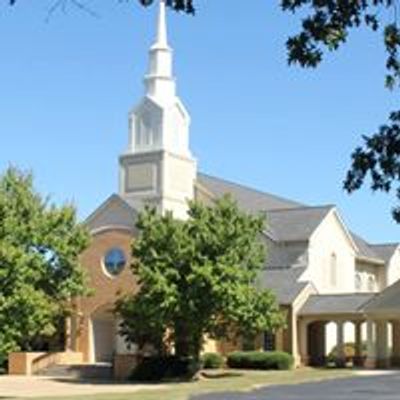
[299,293,375,317]
[363,279,400,316]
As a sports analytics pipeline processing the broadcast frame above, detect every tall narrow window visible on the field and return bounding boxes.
[368,275,377,292]
[355,272,362,292]
[330,253,337,287]
[264,332,276,352]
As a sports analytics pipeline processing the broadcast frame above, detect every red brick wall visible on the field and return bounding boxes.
[76,228,138,362]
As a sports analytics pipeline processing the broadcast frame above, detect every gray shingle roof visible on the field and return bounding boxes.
[197,173,302,212]
[198,173,332,242]
[265,241,308,269]
[351,233,381,261]
[370,243,399,262]
[259,267,309,305]
[266,206,333,242]
[198,173,397,260]
[299,293,375,316]
[363,279,400,315]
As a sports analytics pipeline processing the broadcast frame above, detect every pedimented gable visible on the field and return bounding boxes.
[85,194,138,235]
[311,208,358,254]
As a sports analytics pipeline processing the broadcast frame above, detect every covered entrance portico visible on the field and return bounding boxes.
[298,294,374,367]
[298,289,400,369]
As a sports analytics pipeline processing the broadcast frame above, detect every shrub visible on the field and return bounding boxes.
[227,351,293,370]
[131,355,201,382]
[0,353,7,375]
[201,353,224,369]
[327,342,368,367]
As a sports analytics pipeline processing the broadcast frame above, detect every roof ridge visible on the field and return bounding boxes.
[198,172,303,207]
[267,204,335,213]
[309,293,374,298]
[371,242,399,247]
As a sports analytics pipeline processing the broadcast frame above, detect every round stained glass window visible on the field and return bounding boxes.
[103,248,126,277]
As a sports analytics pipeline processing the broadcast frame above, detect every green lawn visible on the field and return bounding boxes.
[25,368,354,400]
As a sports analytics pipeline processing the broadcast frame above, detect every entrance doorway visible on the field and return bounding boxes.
[91,308,115,363]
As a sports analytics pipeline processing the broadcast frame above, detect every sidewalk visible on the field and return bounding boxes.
[0,375,164,398]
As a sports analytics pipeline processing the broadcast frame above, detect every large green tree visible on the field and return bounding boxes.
[0,167,90,363]
[7,0,400,221]
[116,197,283,360]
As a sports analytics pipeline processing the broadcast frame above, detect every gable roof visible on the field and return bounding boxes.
[259,267,309,305]
[85,194,138,234]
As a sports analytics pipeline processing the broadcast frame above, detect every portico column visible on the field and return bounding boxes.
[298,319,309,366]
[318,322,327,366]
[376,320,389,368]
[365,319,377,368]
[391,321,400,367]
[354,321,363,367]
[70,313,78,351]
[65,316,73,351]
[336,321,346,367]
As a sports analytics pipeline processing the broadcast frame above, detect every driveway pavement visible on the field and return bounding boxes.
[192,371,400,400]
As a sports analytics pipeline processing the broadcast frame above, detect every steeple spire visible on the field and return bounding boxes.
[154,0,168,49]
[144,0,175,100]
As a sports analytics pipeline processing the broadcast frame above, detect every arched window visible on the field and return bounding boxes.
[355,272,362,292]
[330,253,337,287]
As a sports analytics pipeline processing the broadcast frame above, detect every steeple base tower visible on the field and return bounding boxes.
[119,150,196,220]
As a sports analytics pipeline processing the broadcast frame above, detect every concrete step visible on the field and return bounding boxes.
[36,363,113,380]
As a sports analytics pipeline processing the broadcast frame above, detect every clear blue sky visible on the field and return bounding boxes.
[0,1,398,243]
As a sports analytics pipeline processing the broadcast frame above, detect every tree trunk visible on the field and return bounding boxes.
[174,321,204,361]
[175,321,191,358]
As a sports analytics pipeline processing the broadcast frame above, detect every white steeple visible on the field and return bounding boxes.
[119,0,197,220]
[145,0,176,101]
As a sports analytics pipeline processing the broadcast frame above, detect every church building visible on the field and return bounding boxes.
[9,0,400,378]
